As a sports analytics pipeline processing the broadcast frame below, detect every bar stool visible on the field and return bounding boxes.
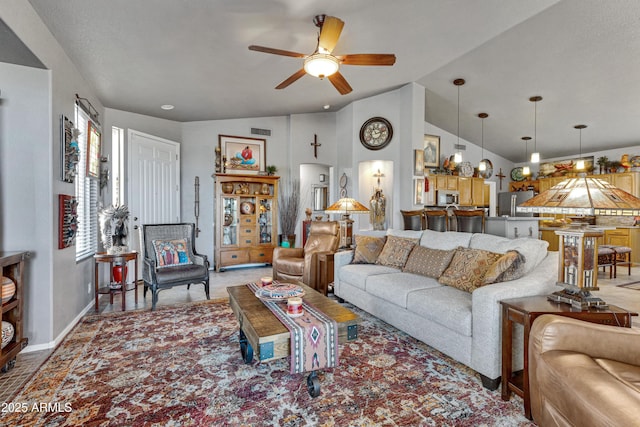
[400,209,426,230]
[453,209,485,233]
[425,210,448,232]
[597,246,615,279]
[602,245,632,278]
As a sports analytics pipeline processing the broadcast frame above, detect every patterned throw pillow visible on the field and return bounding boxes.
[352,235,387,264]
[152,239,192,268]
[483,250,527,284]
[376,236,419,269]
[438,247,502,292]
[403,246,456,278]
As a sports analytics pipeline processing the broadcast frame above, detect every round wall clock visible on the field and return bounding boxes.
[359,117,393,150]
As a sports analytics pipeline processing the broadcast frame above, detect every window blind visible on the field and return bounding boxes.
[75,105,99,261]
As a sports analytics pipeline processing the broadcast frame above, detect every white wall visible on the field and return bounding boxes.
[1,2,106,348]
[0,62,52,346]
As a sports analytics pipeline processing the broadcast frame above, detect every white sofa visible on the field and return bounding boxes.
[334,229,560,389]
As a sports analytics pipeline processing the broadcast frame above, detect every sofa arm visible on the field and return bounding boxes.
[470,251,561,378]
[530,314,640,366]
[333,250,354,295]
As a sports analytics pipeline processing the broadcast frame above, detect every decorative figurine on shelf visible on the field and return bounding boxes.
[99,205,130,254]
[370,189,386,230]
[305,207,312,221]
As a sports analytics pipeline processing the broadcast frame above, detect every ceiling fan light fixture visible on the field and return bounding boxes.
[304,53,339,78]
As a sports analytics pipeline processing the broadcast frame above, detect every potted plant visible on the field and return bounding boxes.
[596,156,609,174]
[278,177,300,247]
[266,165,278,176]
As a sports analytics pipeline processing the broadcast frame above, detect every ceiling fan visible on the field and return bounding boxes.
[249,14,396,95]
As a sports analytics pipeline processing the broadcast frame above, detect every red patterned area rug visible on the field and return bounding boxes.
[1,300,532,426]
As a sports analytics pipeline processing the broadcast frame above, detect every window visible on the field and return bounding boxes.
[75,105,99,261]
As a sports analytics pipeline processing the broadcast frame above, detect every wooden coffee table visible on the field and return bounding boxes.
[227,281,360,397]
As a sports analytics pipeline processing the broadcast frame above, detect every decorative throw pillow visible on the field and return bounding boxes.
[152,239,192,268]
[376,236,418,269]
[403,246,456,278]
[438,247,502,292]
[483,250,527,284]
[352,235,387,264]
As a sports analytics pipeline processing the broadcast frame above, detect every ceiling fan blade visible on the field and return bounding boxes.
[318,16,344,53]
[249,45,305,58]
[328,71,353,95]
[337,54,396,66]
[275,68,307,89]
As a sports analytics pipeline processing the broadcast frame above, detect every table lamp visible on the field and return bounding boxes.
[517,173,640,309]
[325,198,369,248]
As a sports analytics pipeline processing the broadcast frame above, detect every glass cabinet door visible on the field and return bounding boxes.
[222,197,238,246]
[257,197,273,244]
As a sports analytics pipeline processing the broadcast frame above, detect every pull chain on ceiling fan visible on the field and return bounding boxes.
[249,15,396,95]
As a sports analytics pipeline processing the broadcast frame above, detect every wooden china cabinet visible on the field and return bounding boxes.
[214,174,279,271]
[0,251,29,372]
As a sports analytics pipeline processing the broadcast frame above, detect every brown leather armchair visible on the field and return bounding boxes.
[272,221,340,291]
[529,314,640,427]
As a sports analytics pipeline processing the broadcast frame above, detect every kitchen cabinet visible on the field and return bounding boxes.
[214,174,279,271]
[458,177,472,206]
[434,175,486,206]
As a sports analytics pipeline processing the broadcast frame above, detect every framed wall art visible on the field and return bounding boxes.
[414,149,424,176]
[219,134,266,175]
[414,178,424,205]
[61,115,79,183]
[58,194,78,249]
[423,134,440,169]
[86,121,101,179]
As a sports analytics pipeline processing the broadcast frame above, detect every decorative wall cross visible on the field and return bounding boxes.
[310,134,321,158]
[496,168,506,190]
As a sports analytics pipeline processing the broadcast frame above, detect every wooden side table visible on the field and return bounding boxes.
[94,251,139,311]
[500,296,637,420]
[316,253,334,296]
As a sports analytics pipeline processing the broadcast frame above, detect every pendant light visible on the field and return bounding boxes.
[529,96,542,163]
[478,113,488,171]
[453,78,465,163]
[522,136,531,176]
[575,124,587,170]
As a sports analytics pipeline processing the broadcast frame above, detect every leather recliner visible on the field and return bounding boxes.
[529,314,640,427]
[272,221,340,290]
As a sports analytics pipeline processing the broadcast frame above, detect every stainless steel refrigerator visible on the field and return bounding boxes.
[498,191,535,217]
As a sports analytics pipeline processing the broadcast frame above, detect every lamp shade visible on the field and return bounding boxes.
[517,174,640,216]
[325,198,369,215]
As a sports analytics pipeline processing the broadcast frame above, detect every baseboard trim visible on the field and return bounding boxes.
[21,300,94,353]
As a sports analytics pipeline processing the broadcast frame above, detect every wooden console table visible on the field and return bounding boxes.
[94,251,138,312]
[500,296,637,419]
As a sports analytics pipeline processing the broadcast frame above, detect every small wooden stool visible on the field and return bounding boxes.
[597,247,616,279]
[602,245,632,278]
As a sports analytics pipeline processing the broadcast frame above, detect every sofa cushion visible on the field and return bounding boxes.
[339,264,399,291]
[407,286,473,336]
[352,235,387,264]
[469,233,548,275]
[439,247,502,292]
[366,272,441,308]
[403,246,455,278]
[152,239,192,268]
[376,236,419,269]
[483,250,527,284]
[420,229,473,250]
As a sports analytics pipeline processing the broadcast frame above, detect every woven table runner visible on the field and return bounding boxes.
[247,282,339,374]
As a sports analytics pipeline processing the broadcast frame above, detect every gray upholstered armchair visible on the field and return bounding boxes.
[141,223,210,310]
[272,221,340,291]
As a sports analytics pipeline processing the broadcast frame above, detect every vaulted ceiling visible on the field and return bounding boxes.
[9,0,640,161]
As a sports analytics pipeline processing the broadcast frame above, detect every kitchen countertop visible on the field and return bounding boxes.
[487,216,554,221]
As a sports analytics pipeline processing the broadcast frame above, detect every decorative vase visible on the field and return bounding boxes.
[222,182,234,194]
[113,265,128,283]
[1,277,15,304]
[279,234,296,248]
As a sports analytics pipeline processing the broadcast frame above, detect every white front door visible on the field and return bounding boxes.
[127,130,180,263]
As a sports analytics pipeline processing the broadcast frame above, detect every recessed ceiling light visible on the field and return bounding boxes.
[161,104,174,110]
[323,104,330,110]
